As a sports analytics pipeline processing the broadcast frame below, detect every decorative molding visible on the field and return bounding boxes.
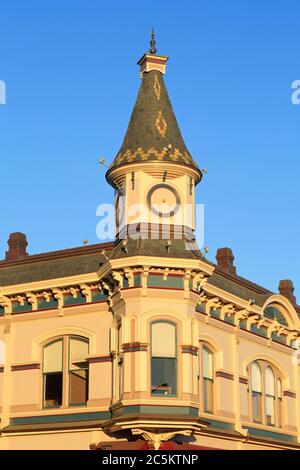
[239,376,248,385]
[181,345,198,356]
[11,362,40,371]
[87,355,113,364]
[122,342,148,353]
[215,370,234,381]
[283,390,296,399]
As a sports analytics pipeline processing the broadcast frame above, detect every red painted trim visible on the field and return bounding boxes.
[11,363,40,371]
[215,370,234,381]
[181,345,198,356]
[239,377,248,385]
[87,355,112,364]
[123,342,148,353]
[283,390,296,398]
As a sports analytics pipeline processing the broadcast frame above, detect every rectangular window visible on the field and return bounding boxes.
[151,322,177,396]
[69,338,89,405]
[151,357,176,395]
[44,373,63,407]
[202,347,214,413]
[252,391,262,423]
[203,378,213,413]
[266,395,275,426]
[43,339,63,408]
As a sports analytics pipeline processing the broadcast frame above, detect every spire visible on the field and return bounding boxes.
[149,28,157,54]
[106,34,202,184]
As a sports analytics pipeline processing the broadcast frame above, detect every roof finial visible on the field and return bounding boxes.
[149,28,157,55]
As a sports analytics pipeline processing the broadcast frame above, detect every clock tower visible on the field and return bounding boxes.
[106,31,202,241]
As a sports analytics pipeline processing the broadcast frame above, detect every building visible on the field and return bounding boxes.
[0,34,300,450]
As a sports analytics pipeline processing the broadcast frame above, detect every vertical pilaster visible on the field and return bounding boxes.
[1,315,12,429]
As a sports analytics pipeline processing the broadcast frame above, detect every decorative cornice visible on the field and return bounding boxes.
[181,345,198,356]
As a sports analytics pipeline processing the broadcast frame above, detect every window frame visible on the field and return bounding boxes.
[150,320,178,397]
[42,335,89,409]
[248,360,282,428]
[199,343,214,414]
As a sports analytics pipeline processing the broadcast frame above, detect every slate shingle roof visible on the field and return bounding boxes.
[106,70,201,180]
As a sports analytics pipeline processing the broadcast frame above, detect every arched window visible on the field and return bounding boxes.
[249,360,282,427]
[151,321,177,396]
[251,362,262,423]
[43,336,89,408]
[265,366,275,426]
[278,378,282,427]
[43,339,63,407]
[264,306,288,326]
[201,346,214,413]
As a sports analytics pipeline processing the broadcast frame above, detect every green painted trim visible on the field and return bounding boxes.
[134,273,142,287]
[271,332,287,345]
[148,274,184,289]
[64,294,86,306]
[264,306,288,326]
[224,315,234,325]
[206,419,234,430]
[112,405,198,418]
[37,299,59,310]
[210,309,221,319]
[245,426,296,443]
[10,411,111,426]
[250,324,268,338]
[12,302,33,313]
[91,290,108,302]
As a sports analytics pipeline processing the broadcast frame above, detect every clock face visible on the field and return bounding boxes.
[115,190,126,228]
[147,184,180,218]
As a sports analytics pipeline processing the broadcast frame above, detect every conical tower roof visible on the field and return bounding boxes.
[106,33,202,184]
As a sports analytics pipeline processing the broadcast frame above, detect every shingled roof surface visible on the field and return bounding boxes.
[1,239,298,315]
[107,70,201,175]
[0,243,113,286]
[109,238,205,260]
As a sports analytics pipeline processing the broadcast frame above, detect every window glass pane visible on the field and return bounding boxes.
[278,397,282,427]
[44,372,62,407]
[277,379,282,399]
[266,395,275,426]
[152,322,176,358]
[69,369,89,405]
[265,367,275,396]
[202,347,213,379]
[252,392,262,423]
[69,338,89,370]
[251,362,262,392]
[203,378,213,413]
[44,339,63,373]
[151,357,176,395]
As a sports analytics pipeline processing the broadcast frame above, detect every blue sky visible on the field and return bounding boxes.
[0,0,299,298]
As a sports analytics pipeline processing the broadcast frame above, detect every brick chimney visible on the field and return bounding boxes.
[216,247,236,275]
[5,232,28,262]
[278,279,296,304]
